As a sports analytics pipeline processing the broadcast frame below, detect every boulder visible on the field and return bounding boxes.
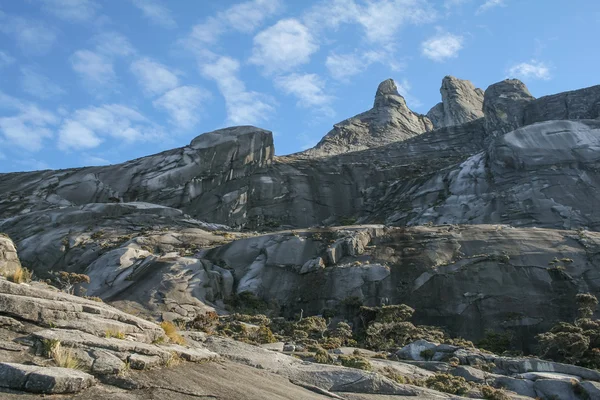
[0,235,21,277]
[517,371,581,382]
[494,375,537,398]
[0,362,95,394]
[533,378,578,400]
[577,381,600,399]
[396,340,439,361]
[495,357,600,382]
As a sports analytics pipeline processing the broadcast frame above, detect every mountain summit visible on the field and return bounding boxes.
[300,78,433,157]
[426,75,485,129]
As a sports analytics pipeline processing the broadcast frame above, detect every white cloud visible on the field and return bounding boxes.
[71,32,135,92]
[58,104,163,151]
[130,58,179,96]
[184,0,281,54]
[130,0,177,28]
[201,56,275,126]
[326,49,405,81]
[507,60,551,81]
[304,0,436,44]
[325,53,364,81]
[40,0,100,22]
[421,32,464,62]
[0,92,59,151]
[93,32,136,57]
[476,0,505,15]
[222,0,282,33]
[250,19,318,73]
[153,86,211,130]
[58,120,102,150]
[0,51,15,68]
[274,73,333,115]
[444,0,471,8]
[0,15,57,55]
[71,50,116,88]
[20,67,65,99]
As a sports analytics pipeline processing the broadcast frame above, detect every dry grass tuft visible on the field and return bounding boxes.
[105,329,126,339]
[43,339,83,370]
[165,351,183,367]
[160,321,186,345]
[5,266,32,284]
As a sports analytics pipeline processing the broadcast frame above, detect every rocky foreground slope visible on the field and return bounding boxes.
[1,243,600,399]
[2,75,600,398]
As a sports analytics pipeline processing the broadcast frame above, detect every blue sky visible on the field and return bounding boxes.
[1,0,599,172]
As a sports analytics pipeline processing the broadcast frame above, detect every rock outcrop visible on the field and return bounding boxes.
[427,76,485,129]
[301,79,433,157]
[483,79,535,137]
[0,234,21,276]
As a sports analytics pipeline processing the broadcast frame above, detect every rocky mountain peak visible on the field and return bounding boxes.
[300,79,432,157]
[373,78,404,107]
[427,75,484,129]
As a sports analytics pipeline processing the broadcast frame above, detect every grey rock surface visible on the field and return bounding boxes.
[483,79,535,137]
[427,76,484,129]
[0,362,95,394]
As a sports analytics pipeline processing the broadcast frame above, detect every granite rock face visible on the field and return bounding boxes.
[3,76,600,399]
[301,79,433,157]
[483,79,535,137]
[427,76,484,129]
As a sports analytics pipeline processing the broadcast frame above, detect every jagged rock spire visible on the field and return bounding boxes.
[301,79,432,157]
[426,75,484,129]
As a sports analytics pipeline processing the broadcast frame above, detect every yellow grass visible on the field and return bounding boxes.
[160,321,186,345]
[4,266,32,284]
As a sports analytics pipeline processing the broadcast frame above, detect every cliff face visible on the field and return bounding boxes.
[2,76,600,347]
[2,78,600,230]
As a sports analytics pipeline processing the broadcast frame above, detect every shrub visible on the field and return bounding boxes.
[224,291,268,314]
[420,349,435,360]
[190,311,220,333]
[424,374,471,395]
[576,293,598,319]
[328,321,353,344]
[478,330,513,354]
[321,337,343,350]
[481,385,511,400]
[160,321,186,345]
[314,348,334,364]
[340,217,357,226]
[294,316,327,339]
[51,271,90,294]
[339,355,372,371]
[536,293,600,368]
[253,325,277,344]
